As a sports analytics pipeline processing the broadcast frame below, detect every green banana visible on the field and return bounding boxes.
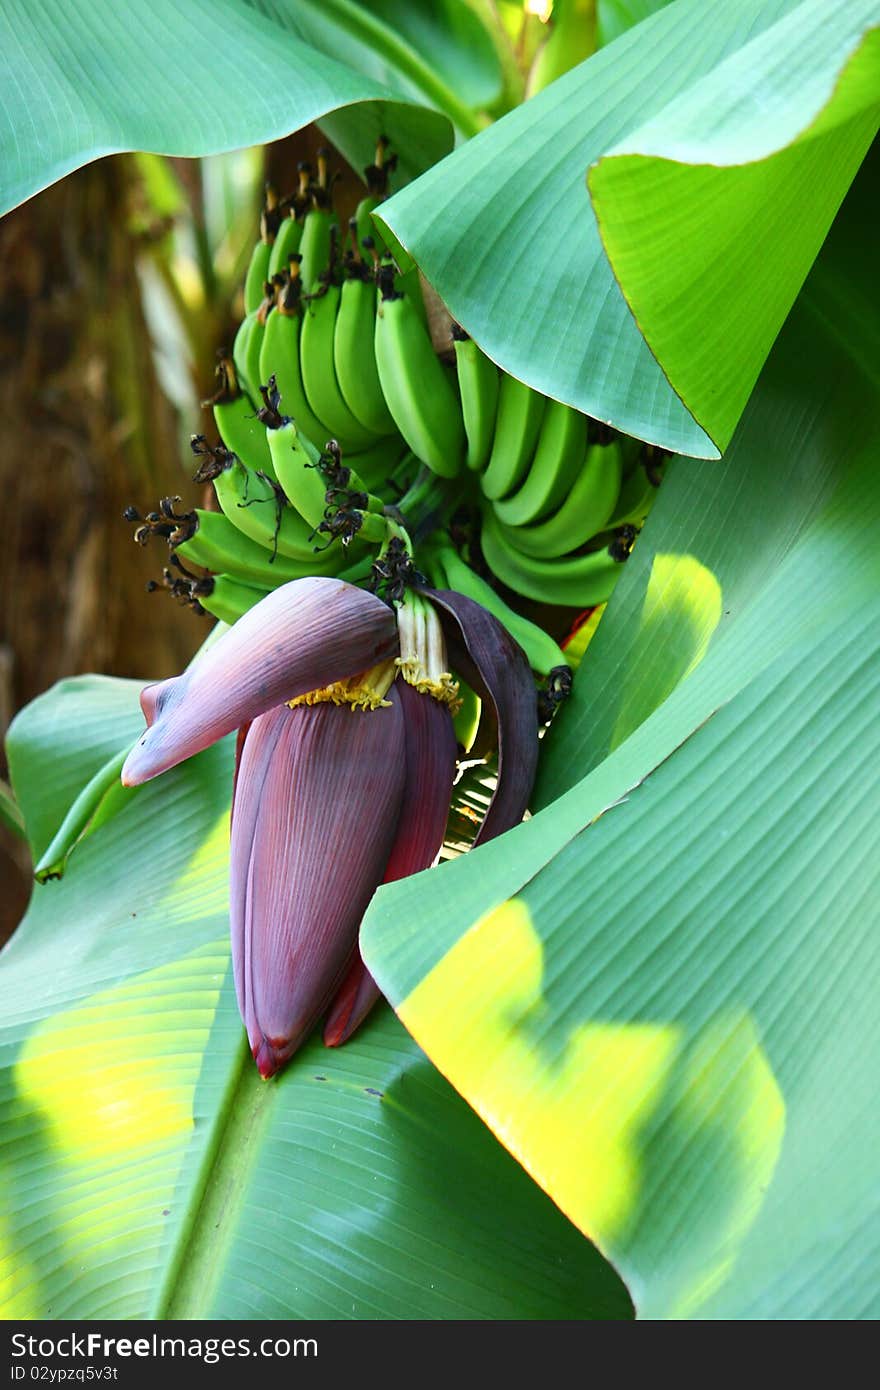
[479,374,546,500]
[354,194,379,256]
[232,311,259,403]
[607,455,666,527]
[618,432,644,481]
[244,186,281,313]
[300,281,382,452]
[374,289,464,478]
[451,677,481,754]
[241,284,275,407]
[266,212,302,281]
[334,267,397,436]
[492,399,587,527]
[265,419,331,530]
[211,376,276,481]
[299,150,336,291]
[176,509,341,584]
[34,746,133,883]
[387,256,428,328]
[354,136,393,249]
[209,450,329,561]
[493,439,623,559]
[244,245,271,318]
[199,540,378,628]
[481,507,631,608]
[200,574,272,626]
[432,545,568,676]
[258,270,328,452]
[336,550,380,586]
[300,207,335,291]
[267,414,384,519]
[232,283,276,408]
[356,139,428,329]
[266,182,304,282]
[452,328,499,472]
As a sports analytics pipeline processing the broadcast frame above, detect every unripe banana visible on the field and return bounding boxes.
[334,268,397,436]
[247,310,269,405]
[200,441,327,562]
[176,509,341,584]
[452,327,499,472]
[300,208,336,291]
[493,439,623,559]
[451,677,481,754]
[267,166,310,280]
[354,193,381,259]
[433,545,568,676]
[492,399,586,527]
[238,283,274,407]
[607,453,667,527]
[199,574,272,626]
[244,186,281,313]
[210,365,276,481]
[300,281,382,452]
[336,550,381,586]
[374,289,465,477]
[384,255,429,328]
[244,246,271,318]
[480,374,546,500]
[481,507,632,607]
[353,137,428,323]
[232,311,259,404]
[258,266,328,453]
[299,149,336,291]
[265,418,331,531]
[199,544,376,626]
[267,212,303,282]
[353,136,394,251]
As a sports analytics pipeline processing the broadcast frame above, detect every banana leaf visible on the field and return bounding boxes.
[0,677,629,1318]
[361,150,880,1319]
[0,0,452,219]
[377,0,879,456]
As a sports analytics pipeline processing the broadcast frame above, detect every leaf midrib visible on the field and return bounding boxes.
[152,1033,274,1320]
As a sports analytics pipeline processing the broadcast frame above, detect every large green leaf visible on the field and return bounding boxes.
[0,0,452,219]
[536,139,880,803]
[377,0,879,456]
[360,158,880,1318]
[589,1,880,453]
[365,0,502,110]
[598,1,675,48]
[284,0,504,113]
[6,676,147,864]
[0,677,630,1319]
[371,604,880,1320]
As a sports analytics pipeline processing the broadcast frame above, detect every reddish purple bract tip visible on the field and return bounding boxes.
[121,577,398,786]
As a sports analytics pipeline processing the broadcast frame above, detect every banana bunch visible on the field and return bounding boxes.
[451,327,667,608]
[128,136,671,704]
[127,389,408,627]
[235,142,466,492]
[125,145,437,630]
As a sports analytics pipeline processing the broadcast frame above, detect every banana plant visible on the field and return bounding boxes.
[0,0,878,1322]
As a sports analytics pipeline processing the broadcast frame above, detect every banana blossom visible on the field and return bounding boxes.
[122,576,537,1077]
